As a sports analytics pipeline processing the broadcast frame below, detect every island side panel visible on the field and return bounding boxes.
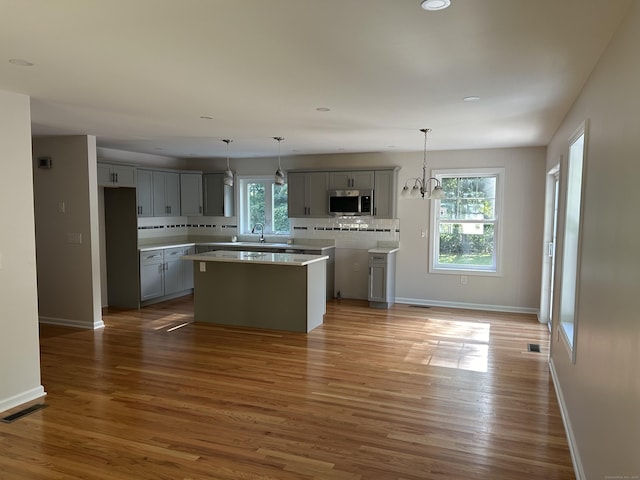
[306,260,326,332]
[193,261,311,332]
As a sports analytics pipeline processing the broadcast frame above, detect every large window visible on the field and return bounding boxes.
[238,176,290,235]
[430,168,504,274]
[559,121,587,361]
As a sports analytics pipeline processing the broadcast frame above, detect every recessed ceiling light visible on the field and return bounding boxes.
[315,107,331,112]
[420,0,451,11]
[463,96,481,102]
[199,115,213,120]
[8,58,34,67]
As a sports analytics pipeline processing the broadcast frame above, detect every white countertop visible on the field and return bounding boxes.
[139,241,334,252]
[368,247,400,254]
[183,250,329,267]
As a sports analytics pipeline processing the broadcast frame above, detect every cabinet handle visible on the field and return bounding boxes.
[199,206,202,214]
[115,172,118,183]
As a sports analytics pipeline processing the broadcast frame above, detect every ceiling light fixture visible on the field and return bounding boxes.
[420,0,451,11]
[273,137,286,186]
[401,128,445,200]
[222,139,234,187]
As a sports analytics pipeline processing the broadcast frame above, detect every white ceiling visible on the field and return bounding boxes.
[0,0,631,159]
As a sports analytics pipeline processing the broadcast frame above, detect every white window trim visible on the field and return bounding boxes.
[429,167,505,276]
[237,175,290,236]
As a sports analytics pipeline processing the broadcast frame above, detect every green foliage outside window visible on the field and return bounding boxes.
[437,176,497,268]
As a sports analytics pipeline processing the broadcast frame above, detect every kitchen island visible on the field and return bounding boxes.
[182,250,328,333]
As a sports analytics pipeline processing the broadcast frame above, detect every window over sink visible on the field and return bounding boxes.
[238,176,290,236]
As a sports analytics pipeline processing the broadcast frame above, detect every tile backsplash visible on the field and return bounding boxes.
[138,215,400,249]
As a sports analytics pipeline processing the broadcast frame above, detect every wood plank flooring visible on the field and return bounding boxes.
[0,297,575,479]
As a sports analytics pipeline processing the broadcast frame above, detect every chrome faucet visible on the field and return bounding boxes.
[251,223,265,243]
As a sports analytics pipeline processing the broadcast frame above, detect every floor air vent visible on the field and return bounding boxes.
[2,403,47,423]
[527,343,541,353]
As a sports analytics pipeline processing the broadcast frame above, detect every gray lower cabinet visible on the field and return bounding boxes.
[140,249,165,301]
[140,246,195,303]
[368,251,397,308]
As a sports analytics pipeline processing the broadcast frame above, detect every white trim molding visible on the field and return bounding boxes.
[0,386,46,414]
[39,316,105,330]
[549,358,584,480]
[394,297,538,315]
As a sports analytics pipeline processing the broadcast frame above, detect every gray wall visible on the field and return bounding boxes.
[547,2,640,478]
[32,136,103,329]
[0,90,45,411]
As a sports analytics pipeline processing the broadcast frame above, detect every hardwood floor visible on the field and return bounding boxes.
[1,297,574,479]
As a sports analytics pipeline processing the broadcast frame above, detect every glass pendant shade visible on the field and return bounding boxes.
[430,185,446,199]
[273,136,285,185]
[222,139,233,187]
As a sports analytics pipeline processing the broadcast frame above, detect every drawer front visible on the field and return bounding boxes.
[164,246,187,259]
[140,250,164,265]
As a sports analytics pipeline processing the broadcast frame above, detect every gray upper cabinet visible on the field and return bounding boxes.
[203,173,234,217]
[180,172,203,216]
[152,171,180,216]
[98,162,137,188]
[373,169,398,218]
[288,172,329,218]
[136,169,153,217]
[329,171,374,190]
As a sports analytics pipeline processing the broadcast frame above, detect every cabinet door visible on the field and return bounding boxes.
[373,170,397,218]
[181,173,203,216]
[307,172,329,217]
[329,171,374,189]
[97,164,113,186]
[287,172,307,217]
[140,250,164,301]
[111,165,137,188]
[152,171,167,216]
[164,258,184,295]
[164,172,181,216]
[351,171,374,189]
[368,264,387,302]
[203,173,224,216]
[137,169,153,217]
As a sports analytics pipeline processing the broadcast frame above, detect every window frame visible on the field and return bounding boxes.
[429,167,505,276]
[237,175,290,236]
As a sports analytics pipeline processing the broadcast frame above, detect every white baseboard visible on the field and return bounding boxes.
[39,315,105,330]
[0,386,46,414]
[394,297,538,315]
[549,358,584,480]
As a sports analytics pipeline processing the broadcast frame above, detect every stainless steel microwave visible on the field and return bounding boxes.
[328,189,373,216]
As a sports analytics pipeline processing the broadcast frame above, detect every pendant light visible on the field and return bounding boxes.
[401,128,446,199]
[273,136,285,185]
[222,139,233,187]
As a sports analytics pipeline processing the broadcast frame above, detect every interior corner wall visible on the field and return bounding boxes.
[0,90,45,412]
[547,2,640,478]
[32,135,104,329]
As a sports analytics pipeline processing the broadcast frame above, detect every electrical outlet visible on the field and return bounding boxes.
[421,229,426,238]
[58,201,66,213]
[460,275,468,285]
[354,263,360,271]
[199,262,206,272]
